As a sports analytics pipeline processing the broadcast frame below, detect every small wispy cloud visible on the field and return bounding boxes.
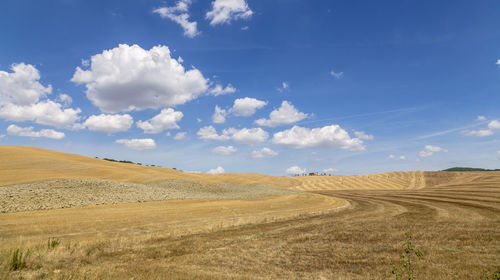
[388,154,406,160]
[418,145,447,158]
[330,70,344,79]
[277,81,289,93]
[153,0,199,38]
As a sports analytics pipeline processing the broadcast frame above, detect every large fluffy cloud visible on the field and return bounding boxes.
[206,0,253,26]
[84,114,133,134]
[272,125,364,150]
[0,63,81,129]
[197,125,268,145]
[7,124,65,139]
[71,44,210,113]
[115,138,157,150]
[0,101,81,129]
[232,97,267,117]
[0,63,52,106]
[137,108,183,134]
[153,0,199,38]
[255,101,309,127]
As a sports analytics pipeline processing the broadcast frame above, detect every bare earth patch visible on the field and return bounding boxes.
[0,179,298,213]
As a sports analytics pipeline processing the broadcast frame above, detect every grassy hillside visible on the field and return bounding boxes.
[0,145,298,188]
[2,146,497,191]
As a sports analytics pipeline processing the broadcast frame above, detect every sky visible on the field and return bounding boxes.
[0,0,499,176]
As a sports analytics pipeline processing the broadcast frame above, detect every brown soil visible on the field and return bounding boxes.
[0,179,297,213]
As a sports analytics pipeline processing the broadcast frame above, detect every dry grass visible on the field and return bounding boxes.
[2,172,499,279]
[1,146,499,279]
[0,146,298,188]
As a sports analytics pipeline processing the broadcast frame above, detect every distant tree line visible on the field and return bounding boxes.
[442,167,500,172]
[95,157,159,167]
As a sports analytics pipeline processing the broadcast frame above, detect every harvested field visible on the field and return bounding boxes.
[0,179,297,213]
[1,172,499,279]
[0,146,499,279]
[293,171,464,191]
[0,146,298,188]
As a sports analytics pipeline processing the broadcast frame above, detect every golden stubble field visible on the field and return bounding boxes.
[0,146,499,279]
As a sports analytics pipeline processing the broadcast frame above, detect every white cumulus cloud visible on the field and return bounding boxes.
[0,63,82,129]
[464,129,494,137]
[0,63,52,106]
[489,120,500,130]
[206,0,253,26]
[197,126,268,145]
[0,101,81,129]
[71,44,209,113]
[115,138,157,150]
[232,97,267,117]
[463,120,500,137]
[255,101,309,127]
[7,124,65,139]
[212,105,228,124]
[251,147,278,158]
[229,127,269,145]
[212,145,237,155]
[197,125,231,141]
[153,0,200,38]
[207,166,225,174]
[208,84,236,96]
[57,94,72,106]
[137,108,183,134]
[272,125,365,150]
[418,145,447,158]
[286,165,305,175]
[84,114,133,134]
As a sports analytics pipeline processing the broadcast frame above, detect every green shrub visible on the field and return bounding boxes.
[47,237,60,249]
[392,234,423,280]
[9,248,29,271]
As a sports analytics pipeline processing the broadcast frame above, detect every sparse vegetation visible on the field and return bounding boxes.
[47,238,60,249]
[392,234,424,280]
[9,248,29,271]
[102,158,137,165]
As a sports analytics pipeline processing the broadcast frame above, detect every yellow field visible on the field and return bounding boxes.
[1,145,499,279]
[0,145,297,188]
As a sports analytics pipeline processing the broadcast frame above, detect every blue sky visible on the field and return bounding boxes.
[0,0,499,175]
